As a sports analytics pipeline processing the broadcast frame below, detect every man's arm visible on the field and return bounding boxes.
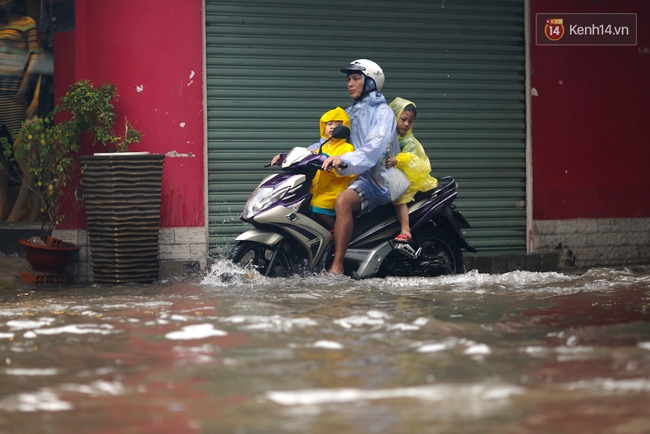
[338,105,396,175]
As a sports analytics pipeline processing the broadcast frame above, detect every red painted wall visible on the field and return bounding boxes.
[54,1,648,228]
[56,0,205,228]
[531,0,650,219]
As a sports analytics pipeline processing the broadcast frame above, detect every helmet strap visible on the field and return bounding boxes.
[356,76,377,101]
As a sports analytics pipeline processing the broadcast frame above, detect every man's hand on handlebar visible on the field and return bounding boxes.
[322,156,343,172]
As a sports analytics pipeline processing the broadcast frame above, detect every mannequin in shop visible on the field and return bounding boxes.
[0,0,41,222]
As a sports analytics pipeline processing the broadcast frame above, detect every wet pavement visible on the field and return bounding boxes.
[1,258,649,433]
[0,256,31,291]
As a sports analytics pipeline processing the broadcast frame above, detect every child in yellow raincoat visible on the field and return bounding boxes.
[271,107,358,229]
[308,107,358,229]
[386,97,438,242]
[270,108,357,229]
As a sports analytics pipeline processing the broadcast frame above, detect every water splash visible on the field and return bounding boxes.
[165,323,228,340]
[266,382,524,409]
[201,259,271,287]
[201,263,650,298]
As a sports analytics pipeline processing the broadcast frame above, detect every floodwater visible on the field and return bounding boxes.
[1,263,650,434]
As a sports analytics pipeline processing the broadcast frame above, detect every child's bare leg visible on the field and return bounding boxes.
[394,203,410,235]
[315,213,335,230]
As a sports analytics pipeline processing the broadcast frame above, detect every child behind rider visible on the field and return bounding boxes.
[386,97,438,243]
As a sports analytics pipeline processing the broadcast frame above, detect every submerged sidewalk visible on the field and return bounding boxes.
[0,256,32,290]
[0,252,561,291]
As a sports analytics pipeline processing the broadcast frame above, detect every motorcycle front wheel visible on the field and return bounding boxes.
[416,226,466,275]
[228,241,293,278]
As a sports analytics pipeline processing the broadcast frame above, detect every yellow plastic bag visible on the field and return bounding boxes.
[394,151,438,204]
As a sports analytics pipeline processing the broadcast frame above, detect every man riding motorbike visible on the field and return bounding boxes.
[322,59,408,274]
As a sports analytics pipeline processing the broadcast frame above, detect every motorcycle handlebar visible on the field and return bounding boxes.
[308,159,348,171]
[271,151,347,170]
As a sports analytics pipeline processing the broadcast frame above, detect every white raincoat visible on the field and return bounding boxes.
[338,90,408,207]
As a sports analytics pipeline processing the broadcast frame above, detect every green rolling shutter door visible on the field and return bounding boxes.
[206,0,526,256]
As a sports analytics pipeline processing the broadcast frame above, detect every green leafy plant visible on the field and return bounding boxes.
[0,80,142,240]
[58,80,142,153]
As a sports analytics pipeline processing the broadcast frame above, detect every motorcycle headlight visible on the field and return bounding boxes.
[242,186,290,220]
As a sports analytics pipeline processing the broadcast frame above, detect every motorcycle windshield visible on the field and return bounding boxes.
[282,148,313,169]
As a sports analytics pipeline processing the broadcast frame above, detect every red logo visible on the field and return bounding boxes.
[544,18,564,41]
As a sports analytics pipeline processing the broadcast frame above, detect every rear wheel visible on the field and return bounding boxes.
[415,226,466,275]
[228,241,293,277]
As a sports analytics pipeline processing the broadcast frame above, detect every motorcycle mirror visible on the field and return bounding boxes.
[319,125,351,155]
[331,125,351,140]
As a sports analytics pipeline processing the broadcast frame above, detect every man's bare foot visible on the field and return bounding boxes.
[328,264,343,275]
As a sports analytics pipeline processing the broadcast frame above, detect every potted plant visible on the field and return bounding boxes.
[67,82,165,285]
[0,80,142,275]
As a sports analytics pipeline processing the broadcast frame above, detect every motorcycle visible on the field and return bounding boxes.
[227,126,476,279]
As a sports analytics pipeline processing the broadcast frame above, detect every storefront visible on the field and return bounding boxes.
[2,0,647,278]
[205,0,528,256]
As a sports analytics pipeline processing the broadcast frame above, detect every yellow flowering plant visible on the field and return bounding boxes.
[0,80,141,240]
[0,113,77,238]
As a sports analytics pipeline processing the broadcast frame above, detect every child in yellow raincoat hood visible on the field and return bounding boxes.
[269,107,357,229]
[309,107,358,229]
[386,97,438,242]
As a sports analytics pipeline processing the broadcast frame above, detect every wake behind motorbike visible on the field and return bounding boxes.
[228,126,476,279]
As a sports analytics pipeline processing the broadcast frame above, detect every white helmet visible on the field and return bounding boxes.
[340,59,385,91]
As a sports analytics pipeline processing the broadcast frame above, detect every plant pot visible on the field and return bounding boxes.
[19,237,80,274]
[80,153,165,285]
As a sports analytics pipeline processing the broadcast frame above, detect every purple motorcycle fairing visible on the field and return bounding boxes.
[236,147,475,277]
[250,151,326,212]
[252,204,332,268]
[276,222,327,260]
[241,153,332,269]
[348,177,459,248]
